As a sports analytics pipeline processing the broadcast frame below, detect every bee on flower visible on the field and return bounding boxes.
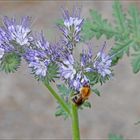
[59,42,112,106]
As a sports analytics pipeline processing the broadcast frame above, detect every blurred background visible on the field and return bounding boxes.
[0,0,140,139]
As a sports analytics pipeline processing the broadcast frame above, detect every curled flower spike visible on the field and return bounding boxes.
[93,42,112,77]
[24,32,60,79]
[3,16,33,46]
[59,7,84,51]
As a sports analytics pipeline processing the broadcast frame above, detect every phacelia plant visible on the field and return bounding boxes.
[0,1,139,139]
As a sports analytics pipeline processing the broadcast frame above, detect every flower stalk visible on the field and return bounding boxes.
[44,82,71,117]
[71,103,80,140]
[44,82,81,140]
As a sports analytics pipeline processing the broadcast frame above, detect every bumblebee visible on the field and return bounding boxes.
[71,84,91,106]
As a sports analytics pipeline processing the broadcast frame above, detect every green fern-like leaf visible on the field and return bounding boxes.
[128,4,140,73]
[113,0,127,33]
[81,19,95,41]
[55,84,71,119]
[82,101,91,108]
[57,84,71,96]
[108,134,124,140]
[92,88,100,96]
[82,0,140,74]
[55,105,69,120]
[82,10,115,41]
[128,4,140,41]
[131,52,140,73]
[0,52,21,73]
[110,39,134,65]
[91,10,115,39]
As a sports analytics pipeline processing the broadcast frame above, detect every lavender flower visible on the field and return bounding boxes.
[0,28,10,44]
[60,54,76,79]
[0,16,33,61]
[24,32,60,78]
[69,73,89,91]
[93,43,112,77]
[3,16,32,46]
[59,54,89,91]
[25,49,50,77]
[59,43,112,90]
[0,28,15,58]
[59,8,84,50]
[80,46,93,72]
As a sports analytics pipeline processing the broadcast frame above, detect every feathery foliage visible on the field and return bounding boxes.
[108,134,124,140]
[82,0,140,73]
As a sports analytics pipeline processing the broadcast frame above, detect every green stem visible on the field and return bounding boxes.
[71,103,80,140]
[44,82,80,139]
[44,82,71,117]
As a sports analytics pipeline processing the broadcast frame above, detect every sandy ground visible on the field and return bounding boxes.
[0,0,140,139]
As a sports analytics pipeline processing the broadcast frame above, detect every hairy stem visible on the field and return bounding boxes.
[71,103,80,140]
[44,82,71,117]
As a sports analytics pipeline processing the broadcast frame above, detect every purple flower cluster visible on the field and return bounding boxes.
[24,33,60,78]
[59,54,89,91]
[94,51,112,77]
[0,16,32,60]
[59,43,112,90]
[3,16,32,46]
[0,10,113,91]
[59,8,84,50]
